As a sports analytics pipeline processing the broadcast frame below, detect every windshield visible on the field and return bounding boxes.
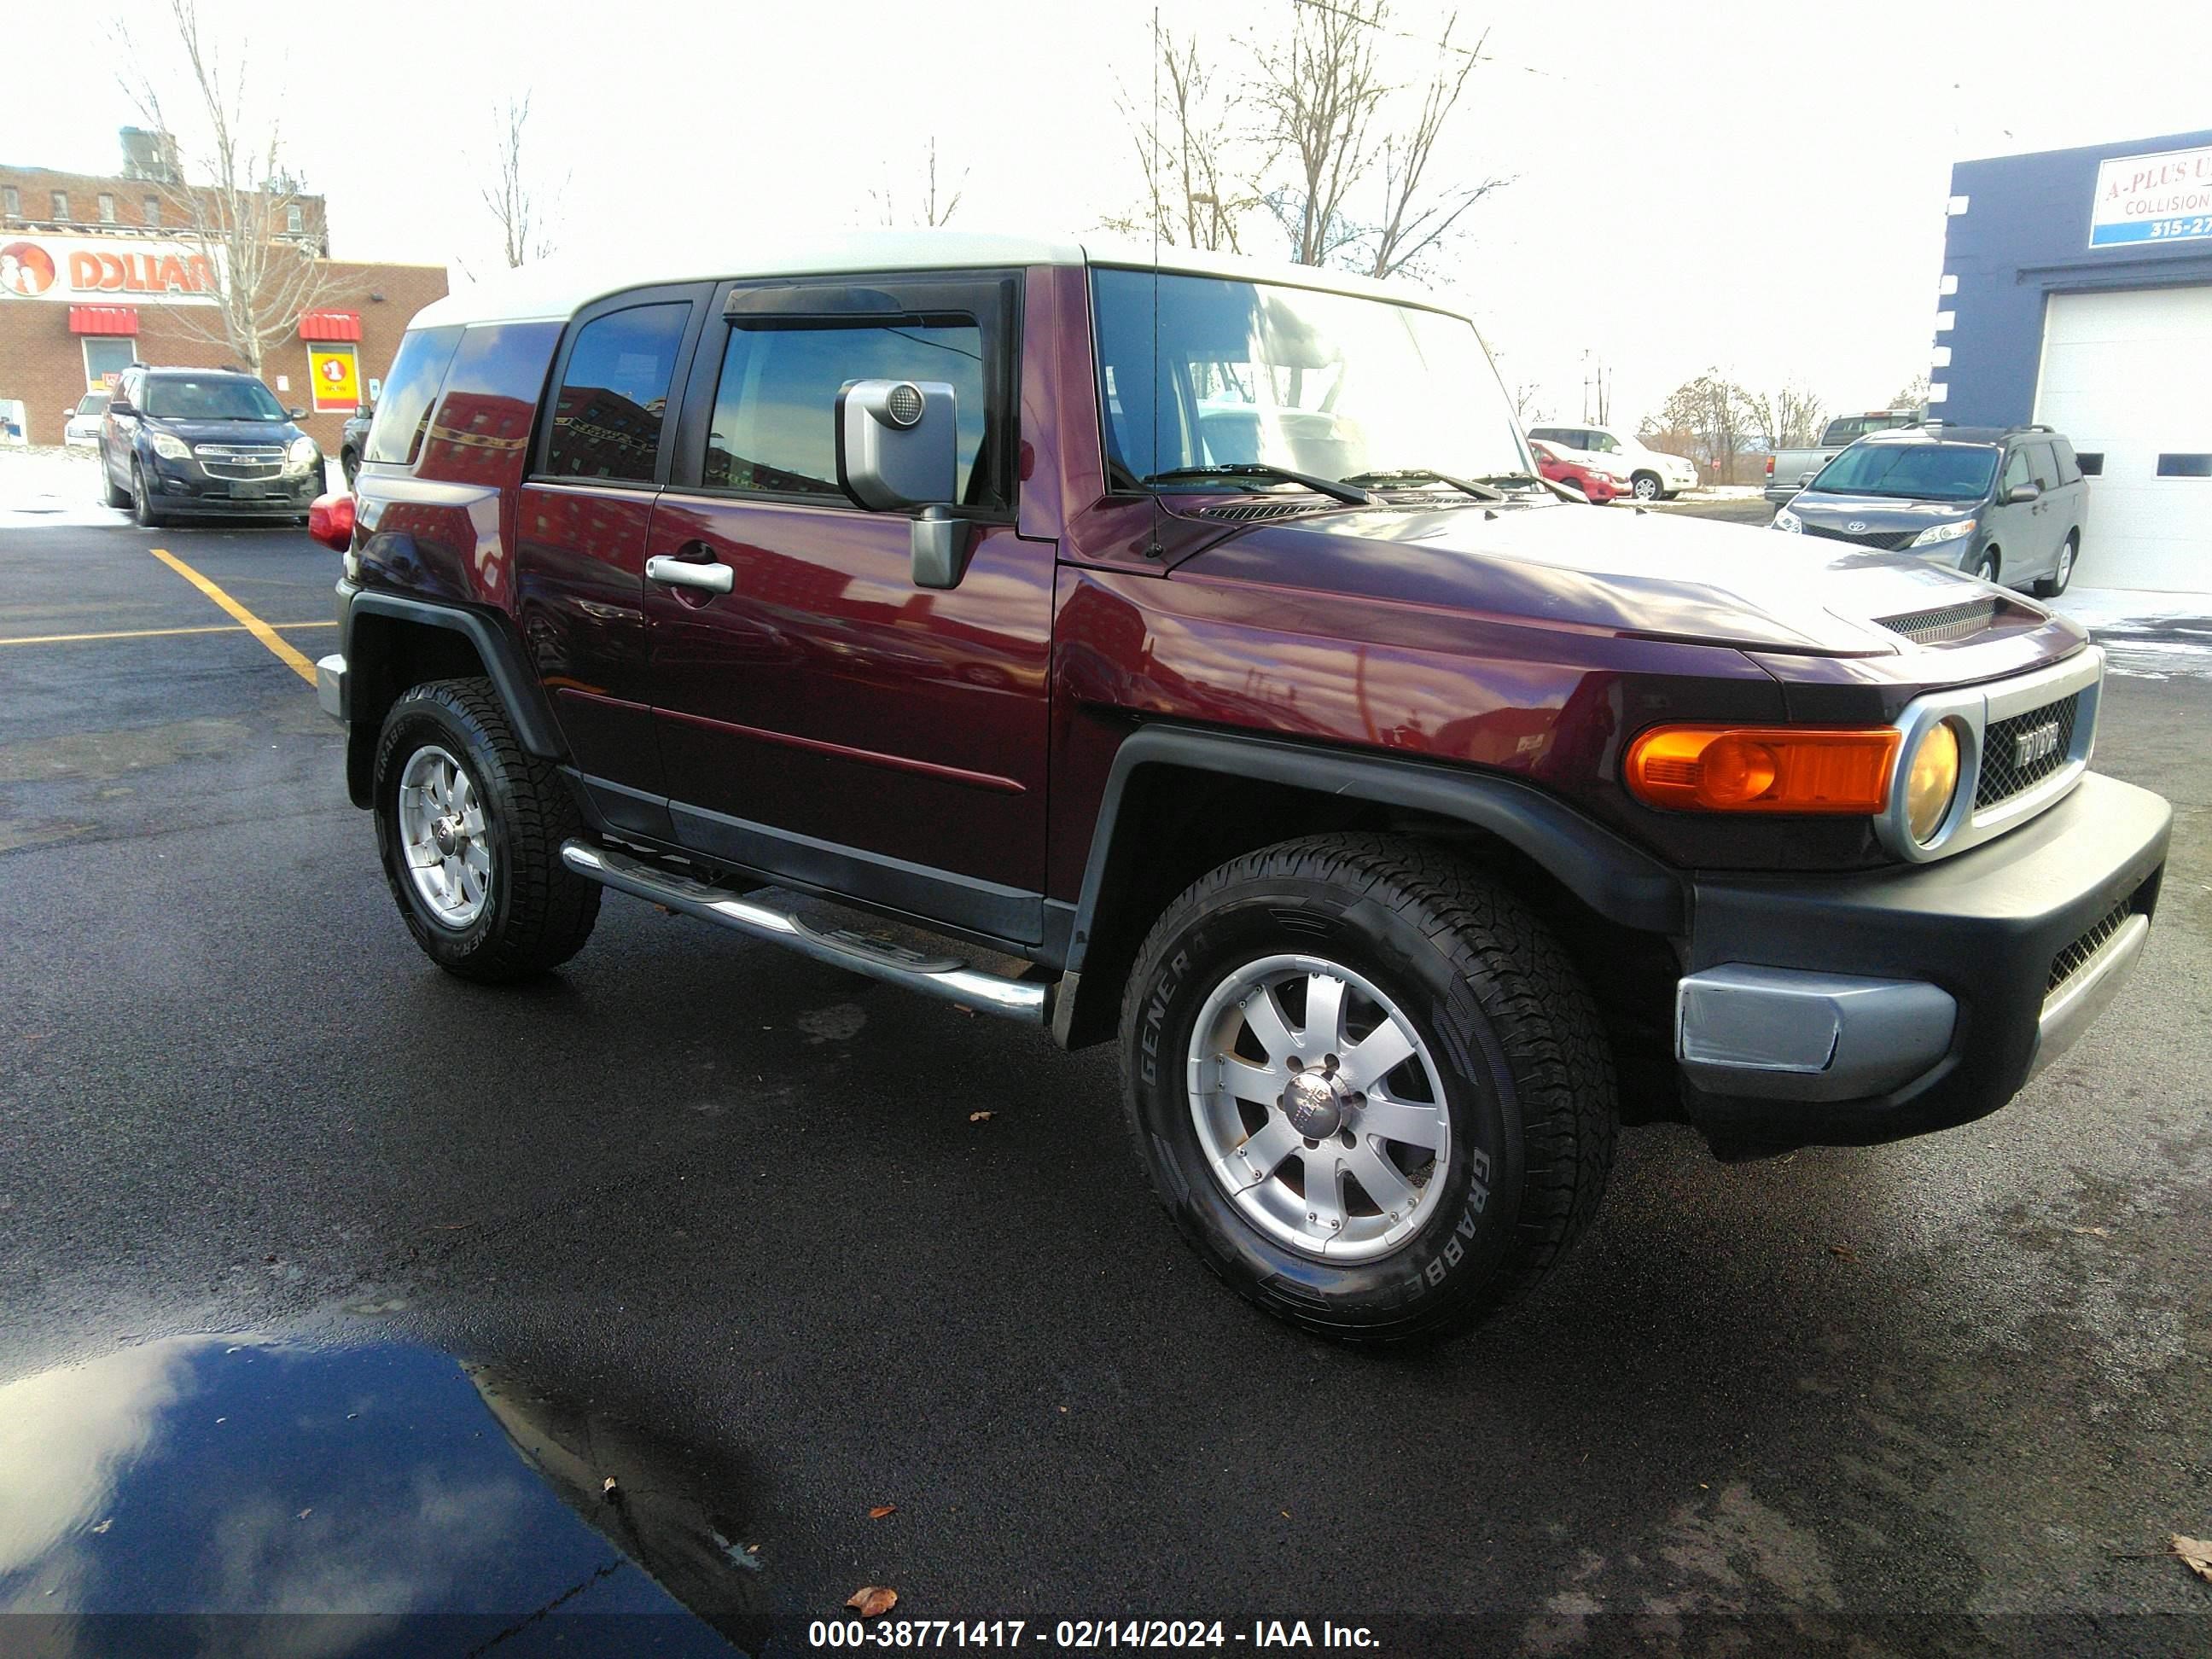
[1091,268,1528,489]
[142,376,287,422]
[1810,441,1997,502]
[76,394,109,416]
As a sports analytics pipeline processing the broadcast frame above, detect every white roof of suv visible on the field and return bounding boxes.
[408,229,1473,330]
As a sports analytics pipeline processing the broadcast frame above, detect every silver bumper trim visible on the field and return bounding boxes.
[2030,912,2149,1079]
[1676,964,1958,1101]
[315,653,346,722]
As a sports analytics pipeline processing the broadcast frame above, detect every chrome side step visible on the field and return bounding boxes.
[559,840,1052,1024]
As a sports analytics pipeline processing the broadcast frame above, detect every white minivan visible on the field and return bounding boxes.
[1524,422,1697,500]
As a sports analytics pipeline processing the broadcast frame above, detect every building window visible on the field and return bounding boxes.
[2155,453,2211,478]
[2,186,17,218]
[143,197,160,226]
[83,337,136,393]
[2075,453,2104,477]
[286,203,303,235]
[50,190,68,220]
[98,193,116,223]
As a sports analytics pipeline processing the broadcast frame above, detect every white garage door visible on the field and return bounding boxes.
[2034,286,2212,591]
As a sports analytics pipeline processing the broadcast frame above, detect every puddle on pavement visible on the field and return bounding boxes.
[0,1333,768,1655]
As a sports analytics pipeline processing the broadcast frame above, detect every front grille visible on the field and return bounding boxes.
[2048,898,2135,996]
[195,443,285,481]
[1976,693,2080,809]
[1806,523,1921,552]
[1879,597,2001,644]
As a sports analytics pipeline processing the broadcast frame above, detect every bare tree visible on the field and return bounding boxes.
[1249,0,1505,277]
[482,94,562,268]
[1109,24,1265,252]
[116,0,343,379]
[1889,372,1931,412]
[873,137,966,229]
[1751,383,1828,450]
[1654,370,1757,479]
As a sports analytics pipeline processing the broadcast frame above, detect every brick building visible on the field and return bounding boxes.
[0,133,446,450]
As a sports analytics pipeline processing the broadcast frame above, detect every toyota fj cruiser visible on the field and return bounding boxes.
[311,232,2169,1343]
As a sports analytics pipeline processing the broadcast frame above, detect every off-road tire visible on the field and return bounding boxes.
[1120,833,1616,1345]
[372,676,600,981]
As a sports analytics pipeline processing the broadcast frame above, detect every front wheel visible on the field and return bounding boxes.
[1631,473,1662,501]
[1120,834,1617,1345]
[102,458,131,509]
[1968,550,2000,584]
[371,677,601,981]
[130,462,165,528]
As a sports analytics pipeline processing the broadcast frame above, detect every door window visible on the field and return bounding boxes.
[544,301,691,483]
[701,313,992,505]
[1585,430,1621,454]
[2025,441,2058,490]
[1999,449,2032,497]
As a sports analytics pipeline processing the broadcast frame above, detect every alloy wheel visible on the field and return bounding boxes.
[396,745,492,928]
[1185,953,1451,1261]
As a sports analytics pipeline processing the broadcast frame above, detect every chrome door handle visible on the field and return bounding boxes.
[646,555,733,594]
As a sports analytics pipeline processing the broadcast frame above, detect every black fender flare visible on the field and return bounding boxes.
[1051,725,1685,1047]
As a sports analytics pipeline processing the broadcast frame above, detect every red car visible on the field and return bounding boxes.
[310,235,2167,1344]
[1529,436,1627,504]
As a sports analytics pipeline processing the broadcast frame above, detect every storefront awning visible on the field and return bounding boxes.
[298,310,363,341]
[68,306,140,336]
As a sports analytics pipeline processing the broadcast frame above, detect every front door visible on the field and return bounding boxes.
[1989,446,2037,579]
[643,271,1055,945]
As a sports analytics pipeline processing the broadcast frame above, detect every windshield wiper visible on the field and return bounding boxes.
[1341,468,1505,503]
[1143,464,1377,507]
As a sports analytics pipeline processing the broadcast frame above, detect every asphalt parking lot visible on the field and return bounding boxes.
[1,514,2208,1655]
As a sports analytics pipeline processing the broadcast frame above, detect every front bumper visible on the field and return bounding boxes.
[149,462,318,515]
[1674,771,2169,1150]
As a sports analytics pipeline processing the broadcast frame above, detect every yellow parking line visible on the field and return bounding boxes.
[147,547,320,685]
[0,620,336,648]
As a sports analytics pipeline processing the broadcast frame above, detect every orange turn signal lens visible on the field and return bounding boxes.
[1624,725,1900,814]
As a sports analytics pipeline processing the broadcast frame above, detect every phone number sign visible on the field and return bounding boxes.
[2091,144,2212,247]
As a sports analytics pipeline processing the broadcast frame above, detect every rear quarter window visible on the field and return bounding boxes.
[2053,439,2083,485]
[365,326,465,467]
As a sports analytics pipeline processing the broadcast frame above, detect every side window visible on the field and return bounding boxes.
[2026,441,2058,490]
[2052,439,2082,485]
[702,312,993,506]
[544,302,691,483]
[1586,430,1619,453]
[364,325,465,467]
[2000,449,2032,496]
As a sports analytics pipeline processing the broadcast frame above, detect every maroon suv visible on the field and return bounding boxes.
[311,233,2168,1344]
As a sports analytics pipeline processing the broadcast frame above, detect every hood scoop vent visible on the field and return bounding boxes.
[1877,596,2002,645]
[1195,501,1332,523]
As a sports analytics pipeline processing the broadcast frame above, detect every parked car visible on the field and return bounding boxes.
[1526,422,1697,500]
[1528,436,1627,504]
[1774,423,2087,597]
[1764,410,1924,504]
[99,365,322,528]
[339,406,374,490]
[63,392,110,448]
[308,233,2167,1346]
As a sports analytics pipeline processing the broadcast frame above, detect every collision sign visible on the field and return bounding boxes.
[2090,143,2212,247]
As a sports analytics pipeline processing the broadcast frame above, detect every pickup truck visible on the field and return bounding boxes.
[307,232,2168,1346]
[1765,410,1924,504]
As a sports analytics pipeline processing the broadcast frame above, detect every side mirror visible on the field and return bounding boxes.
[835,378,973,590]
[1796,471,1817,486]
[108,399,135,417]
[288,406,308,421]
[2005,482,2041,504]
[63,406,77,417]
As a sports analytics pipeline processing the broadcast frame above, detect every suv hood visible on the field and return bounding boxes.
[1173,501,2024,655]
[144,416,303,446]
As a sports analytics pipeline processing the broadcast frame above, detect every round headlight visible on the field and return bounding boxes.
[1904,720,1961,843]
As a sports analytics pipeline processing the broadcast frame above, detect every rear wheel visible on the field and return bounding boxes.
[1120,834,1617,1345]
[372,677,600,981]
[2034,533,2078,599]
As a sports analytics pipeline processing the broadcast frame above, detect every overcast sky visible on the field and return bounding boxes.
[12,1,2209,430]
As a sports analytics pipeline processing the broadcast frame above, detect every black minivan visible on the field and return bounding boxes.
[99,365,323,529]
[1773,423,2088,598]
